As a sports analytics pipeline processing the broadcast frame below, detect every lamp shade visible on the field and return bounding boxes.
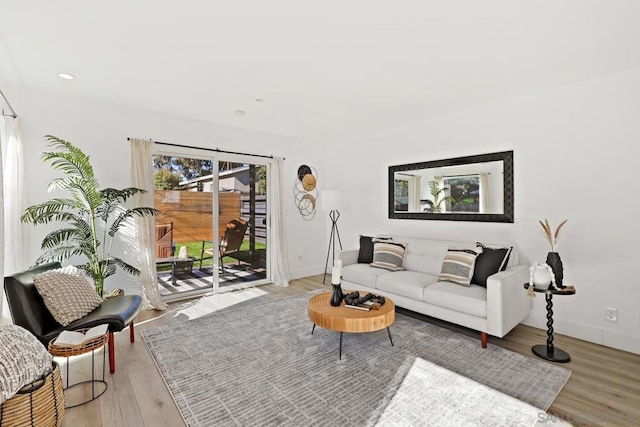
[319,190,344,211]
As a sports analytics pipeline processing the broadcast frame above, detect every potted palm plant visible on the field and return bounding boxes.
[21,135,158,297]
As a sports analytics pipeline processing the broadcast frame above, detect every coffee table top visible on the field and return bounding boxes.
[308,291,395,333]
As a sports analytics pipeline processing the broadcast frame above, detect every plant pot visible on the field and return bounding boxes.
[546,252,564,287]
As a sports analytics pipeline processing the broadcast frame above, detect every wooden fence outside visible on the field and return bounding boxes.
[154,191,267,244]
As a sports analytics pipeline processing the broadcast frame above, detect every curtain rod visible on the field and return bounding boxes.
[0,88,18,118]
[127,137,282,160]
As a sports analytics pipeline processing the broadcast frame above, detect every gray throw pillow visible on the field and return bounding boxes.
[33,270,103,326]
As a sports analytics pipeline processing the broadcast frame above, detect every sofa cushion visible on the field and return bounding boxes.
[357,235,392,264]
[370,240,406,271]
[423,281,488,318]
[33,270,103,327]
[342,264,390,289]
[438,245,482,286]
[471,243,513,287]
[377,271,436,300]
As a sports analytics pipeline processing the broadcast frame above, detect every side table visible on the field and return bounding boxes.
[48,330,109,408]
[524,283,576,363]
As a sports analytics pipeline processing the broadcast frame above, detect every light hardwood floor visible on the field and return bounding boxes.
[60,275,640,427]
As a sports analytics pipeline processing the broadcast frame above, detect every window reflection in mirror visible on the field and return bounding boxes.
[388,151,513,223]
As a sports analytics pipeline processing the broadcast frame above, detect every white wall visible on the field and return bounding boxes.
[10,87,328,293]
[326,67,640,354]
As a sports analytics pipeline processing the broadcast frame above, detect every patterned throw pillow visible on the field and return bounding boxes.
[438,245,483,286]
[370,240,406,271]
[471,243,513,287]
[0,325,53,405]
[33,270,103,326]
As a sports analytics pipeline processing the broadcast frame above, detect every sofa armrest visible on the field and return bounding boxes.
[340,249,359,266]
[485,265,531,337]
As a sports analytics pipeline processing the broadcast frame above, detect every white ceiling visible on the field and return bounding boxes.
[1,0,640,140]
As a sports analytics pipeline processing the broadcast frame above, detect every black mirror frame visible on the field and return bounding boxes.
[388,150,514,223]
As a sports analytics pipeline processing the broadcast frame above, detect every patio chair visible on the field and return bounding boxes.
[198,218,248,271]
[156,222,174,258]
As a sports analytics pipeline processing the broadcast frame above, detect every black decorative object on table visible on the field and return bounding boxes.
[330,284,343,307]
[546,252,564,287]
[343,291,386,306]
[524,283,575,363]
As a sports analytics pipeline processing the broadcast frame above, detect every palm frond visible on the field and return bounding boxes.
[40,228,85,249]
[101,187,146,203]
[109,207,159,237]
[35,246,87,264]
[43,135,96,180]
[112,257,141,276]
[20,198,79,223]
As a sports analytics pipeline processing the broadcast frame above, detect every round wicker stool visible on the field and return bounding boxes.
[48,329,108,408]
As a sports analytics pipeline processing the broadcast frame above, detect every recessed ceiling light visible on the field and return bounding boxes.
[233,110,245,117]
[58,73,75,80]
[255,98,264,103]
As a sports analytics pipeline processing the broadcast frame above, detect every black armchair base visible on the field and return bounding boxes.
[4,262,143,374]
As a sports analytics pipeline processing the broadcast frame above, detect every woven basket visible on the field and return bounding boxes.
[48,328,109,358]
[0,361,65,427]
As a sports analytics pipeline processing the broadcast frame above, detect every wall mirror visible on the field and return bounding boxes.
[388,150,513,223]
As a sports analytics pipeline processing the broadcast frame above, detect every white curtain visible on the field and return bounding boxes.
[130,138,168,310]
[479,172,491,214]
[408,175,421,212]
[0,116,25,324]
[270,157,290,287]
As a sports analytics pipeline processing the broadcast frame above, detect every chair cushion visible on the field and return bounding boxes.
[370,240,406,271]
[33,269,103,326]
[0,325,53,405]
[438,245,483,286]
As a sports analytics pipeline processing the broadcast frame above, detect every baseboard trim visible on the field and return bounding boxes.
[289,267,325,280]
[523,312,640,355]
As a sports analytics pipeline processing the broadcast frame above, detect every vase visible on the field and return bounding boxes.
[546,252,564,287]
[330,284,343,306]
[532,265,552,290]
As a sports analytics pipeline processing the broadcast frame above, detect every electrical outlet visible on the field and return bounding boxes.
[605,308,618,322]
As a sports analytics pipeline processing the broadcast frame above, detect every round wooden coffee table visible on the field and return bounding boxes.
[308,291,395,359]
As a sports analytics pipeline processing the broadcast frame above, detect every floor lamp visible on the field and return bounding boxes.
[320,190,343,284]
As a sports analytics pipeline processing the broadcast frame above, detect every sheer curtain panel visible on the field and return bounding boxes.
[130,138,168,310]
[0,116,26,324]
[271,157,290,287]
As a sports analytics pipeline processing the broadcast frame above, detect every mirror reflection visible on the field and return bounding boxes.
[388,151,513,223]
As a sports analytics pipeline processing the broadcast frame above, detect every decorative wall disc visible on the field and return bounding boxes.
[294,164,318,220]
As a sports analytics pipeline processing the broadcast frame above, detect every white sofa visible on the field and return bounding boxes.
[339,235,531,347]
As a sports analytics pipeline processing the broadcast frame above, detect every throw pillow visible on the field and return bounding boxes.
[33,270,103,327]
[438,245,483,286]
[357,235,392,264]
[0,325,53,405]
[370,240,406,271]
[471,243,513,287]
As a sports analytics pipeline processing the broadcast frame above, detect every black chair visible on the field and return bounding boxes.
[4,262,142,374]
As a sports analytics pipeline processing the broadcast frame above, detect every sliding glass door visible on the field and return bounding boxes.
[152,148,270,301]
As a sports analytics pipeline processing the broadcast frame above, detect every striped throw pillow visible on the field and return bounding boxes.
[438,245,483,286]
[370,240,406,271]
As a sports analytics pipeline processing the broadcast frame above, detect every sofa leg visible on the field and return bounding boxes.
[481,332,488,348]
[109,332,116,374]
[130,323,135,343]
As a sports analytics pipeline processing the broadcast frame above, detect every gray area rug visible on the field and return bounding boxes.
[142,291,571,426]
